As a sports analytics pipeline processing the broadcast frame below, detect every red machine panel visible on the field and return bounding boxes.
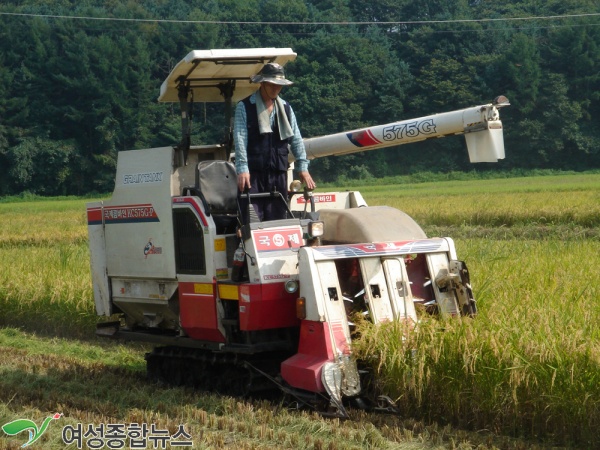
[238,283,299,331]
[280,320,335,393]
[179,281,225,342]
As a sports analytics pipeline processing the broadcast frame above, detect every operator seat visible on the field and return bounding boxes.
[196,160,239,234]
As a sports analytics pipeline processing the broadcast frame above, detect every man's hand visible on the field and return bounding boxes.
[237,173,251,192]
[299,171,316,190]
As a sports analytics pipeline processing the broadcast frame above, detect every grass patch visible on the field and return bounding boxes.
[358,174,600,230]
[0,242,96,338]
[322,169,600,190]
[0,328,551,449]
[0,198,105,338]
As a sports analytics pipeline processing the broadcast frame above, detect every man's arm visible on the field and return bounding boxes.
[234,101,252,191]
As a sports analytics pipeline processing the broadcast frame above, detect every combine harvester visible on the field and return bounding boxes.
[87,48,509,416]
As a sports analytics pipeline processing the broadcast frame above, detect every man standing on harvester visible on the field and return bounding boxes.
[234,62,316,222]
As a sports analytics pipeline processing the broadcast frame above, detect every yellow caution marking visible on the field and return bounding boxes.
[214,238,226,252]
[218,284,239,300]
[194,283,213,295]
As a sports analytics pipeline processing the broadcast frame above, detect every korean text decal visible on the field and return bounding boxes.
[252,226,303,252]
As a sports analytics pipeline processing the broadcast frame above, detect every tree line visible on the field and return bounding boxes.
[0,0,599,195]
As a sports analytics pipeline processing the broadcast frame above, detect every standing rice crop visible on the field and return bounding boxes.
[0,199,97,337]
[354,238,600,447]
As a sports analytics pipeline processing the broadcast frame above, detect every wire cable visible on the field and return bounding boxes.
[0,11,599,26]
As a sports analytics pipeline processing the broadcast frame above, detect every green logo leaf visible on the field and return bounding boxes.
[2,414,62,447]
[2,419,38,436]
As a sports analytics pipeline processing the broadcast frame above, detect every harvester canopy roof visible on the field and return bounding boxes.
[158,48,297,103]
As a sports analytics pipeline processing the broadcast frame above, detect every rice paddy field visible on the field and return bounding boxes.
[1,172,599,449]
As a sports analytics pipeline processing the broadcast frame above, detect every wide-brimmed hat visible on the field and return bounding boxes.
[250,63,294,86]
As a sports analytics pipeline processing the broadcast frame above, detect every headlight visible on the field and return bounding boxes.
[308,221,324,238]
[285,280,299,294]
[289,179,303,192]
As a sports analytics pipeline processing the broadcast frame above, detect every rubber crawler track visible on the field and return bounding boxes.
[145,347,397,418]
[145,346,287,398]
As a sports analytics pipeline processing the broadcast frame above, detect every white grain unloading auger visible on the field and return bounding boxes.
[87,48,509,417]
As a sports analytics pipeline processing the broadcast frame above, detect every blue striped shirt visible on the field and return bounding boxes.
[234,92,309,174]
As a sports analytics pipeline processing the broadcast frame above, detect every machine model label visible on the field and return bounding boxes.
[346,119,437,148]
[123,171,164,185]
[312,238,448,260]
[296,194,336,204]
[104,204,159,224]
[382,119,437,141]
[263,274,291,280]
[252,226,303,252]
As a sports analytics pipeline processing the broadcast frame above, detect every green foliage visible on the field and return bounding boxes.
[4,136,75,195]
[499,33,542,115]
[0,1,599,195]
